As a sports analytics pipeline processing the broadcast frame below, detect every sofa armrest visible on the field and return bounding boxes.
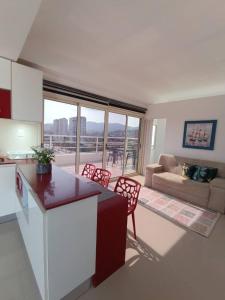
[144,164,164,188]
[208,178,225,213]
[210,178,225,190]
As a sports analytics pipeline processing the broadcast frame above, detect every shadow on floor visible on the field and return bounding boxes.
[126,229,161,262]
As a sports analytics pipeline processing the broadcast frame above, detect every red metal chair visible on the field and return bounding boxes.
[81,163,96,179]
[114,176,141,239]
[92,168,111,188]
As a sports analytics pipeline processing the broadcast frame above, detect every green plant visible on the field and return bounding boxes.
[31,146,55,165]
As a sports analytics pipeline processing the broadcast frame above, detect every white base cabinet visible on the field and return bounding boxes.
[17,187,45,299]
[16,170,97,300]
[0,164,18,218]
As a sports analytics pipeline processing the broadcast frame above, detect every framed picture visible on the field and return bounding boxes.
[182,120,217,150]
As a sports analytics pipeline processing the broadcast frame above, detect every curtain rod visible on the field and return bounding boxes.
[43,80,147,114]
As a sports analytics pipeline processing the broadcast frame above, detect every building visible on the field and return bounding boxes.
[44,123,53,134]
[69,116,87,136]
[53,118,68,135]
[80,116,87,136]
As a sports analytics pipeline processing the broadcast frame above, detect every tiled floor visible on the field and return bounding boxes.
[0,221,41,300]
[62,162,137,179]
[1,177,225,300]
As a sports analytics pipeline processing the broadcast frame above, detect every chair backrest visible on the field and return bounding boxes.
[92,168,111,188]
[114,176,141,211]
[81,163,96,179]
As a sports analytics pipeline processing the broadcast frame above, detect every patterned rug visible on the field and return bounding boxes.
[139,187,220,237]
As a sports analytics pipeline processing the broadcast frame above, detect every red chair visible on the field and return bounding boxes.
[81,163,96,179]
[114,176,141,239]
[92,168,111,188]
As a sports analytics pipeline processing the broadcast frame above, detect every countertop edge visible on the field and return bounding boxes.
[17,164,102,212]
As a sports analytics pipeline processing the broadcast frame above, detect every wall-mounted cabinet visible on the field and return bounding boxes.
[0,57,11,90]
[0,89,11,119]
[12,62,43,122]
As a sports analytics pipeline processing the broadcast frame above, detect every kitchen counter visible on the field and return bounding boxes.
[18,164,101,210]
[15,163,127,299]
[16,164,99,300]
[0,156,34,165]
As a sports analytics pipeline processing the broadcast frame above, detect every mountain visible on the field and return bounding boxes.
[86,122,104,134]
[86,122,138,134]
[45,120,139,136]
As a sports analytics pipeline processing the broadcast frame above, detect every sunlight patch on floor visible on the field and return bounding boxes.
[128,205,187,257]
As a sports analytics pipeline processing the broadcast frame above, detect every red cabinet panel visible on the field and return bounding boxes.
[0,89,11,119]
[93,194,128,287]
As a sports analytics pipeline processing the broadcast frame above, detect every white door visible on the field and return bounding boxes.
[150,119,167,164]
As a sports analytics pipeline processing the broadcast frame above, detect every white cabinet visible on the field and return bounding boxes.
[16,168,97,300]
[0,164,17,217]
[16,186,45,300]
[12,62,43,122]
[0,57,11,90]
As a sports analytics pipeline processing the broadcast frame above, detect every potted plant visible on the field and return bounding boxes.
[31,146,55,174]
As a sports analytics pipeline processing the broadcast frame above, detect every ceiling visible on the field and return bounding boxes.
[0,0,42,61]
[19,0,225,105]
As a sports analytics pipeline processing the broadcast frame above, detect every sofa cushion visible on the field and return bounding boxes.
[159,154,179,173]
[210,178,225,189]
[152,172,209,198]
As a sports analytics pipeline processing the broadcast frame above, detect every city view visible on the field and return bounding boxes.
[44,117,139,138]
[44,99,140,177]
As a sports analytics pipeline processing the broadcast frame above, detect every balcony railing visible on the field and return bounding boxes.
[44,134,139,154]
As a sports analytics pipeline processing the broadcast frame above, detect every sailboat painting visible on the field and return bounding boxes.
[182,120,217,150]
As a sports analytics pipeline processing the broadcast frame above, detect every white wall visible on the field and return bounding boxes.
[0,119,41,155]
[146,95,225,163]
[0,0,42,60]
[150,119,167,164]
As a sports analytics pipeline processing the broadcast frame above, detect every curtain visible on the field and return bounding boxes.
[138,118,153,175]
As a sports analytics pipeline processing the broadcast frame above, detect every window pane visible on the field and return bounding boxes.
[44,99,77,175]
[107,112,126,178]
[79,107,105,174]
[125,116,140,174]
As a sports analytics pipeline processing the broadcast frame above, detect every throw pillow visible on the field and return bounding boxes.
[206,167,218,182]
[192,166,208,182]
[182,163,196,179]
[192,166,218,183]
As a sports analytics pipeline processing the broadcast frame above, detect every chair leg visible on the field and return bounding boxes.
[126,153,129,166]
[131,212,137,240]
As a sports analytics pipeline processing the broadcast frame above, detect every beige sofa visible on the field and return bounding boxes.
[145,154,225,213]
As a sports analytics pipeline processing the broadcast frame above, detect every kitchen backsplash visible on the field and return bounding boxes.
[0,119,41,156]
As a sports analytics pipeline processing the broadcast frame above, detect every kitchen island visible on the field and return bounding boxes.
[16,164,128,300]
[16,164,100,300]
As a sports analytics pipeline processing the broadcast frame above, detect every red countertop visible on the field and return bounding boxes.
[18,164,101,211]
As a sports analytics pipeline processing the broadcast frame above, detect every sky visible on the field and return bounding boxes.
[44,99,140,127]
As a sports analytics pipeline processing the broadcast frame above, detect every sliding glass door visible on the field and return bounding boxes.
[79,106,105,174]
[124,116,140,174]
[43,99,77,175]
[44,98,142,179]
[106,112,126,178]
